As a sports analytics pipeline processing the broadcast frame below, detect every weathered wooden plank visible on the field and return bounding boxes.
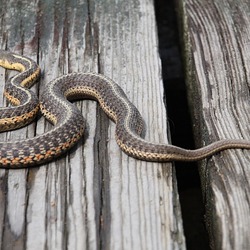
[177,0,250,249]
[0,0,186,249]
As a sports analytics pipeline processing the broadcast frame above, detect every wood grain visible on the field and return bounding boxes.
[0,0,185,249]
[177,0,250,249]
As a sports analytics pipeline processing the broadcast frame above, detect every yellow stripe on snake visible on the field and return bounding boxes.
[0,50,250,168]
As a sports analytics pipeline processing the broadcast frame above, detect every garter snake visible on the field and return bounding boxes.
[1,50,250,168]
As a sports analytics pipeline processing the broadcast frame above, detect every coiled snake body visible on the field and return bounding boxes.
[1,50,250,168]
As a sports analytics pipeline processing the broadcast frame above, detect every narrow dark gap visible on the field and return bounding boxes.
[154,0,210,249]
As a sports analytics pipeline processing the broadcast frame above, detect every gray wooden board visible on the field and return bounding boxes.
[0,0,186,249]
[177,0,250,249]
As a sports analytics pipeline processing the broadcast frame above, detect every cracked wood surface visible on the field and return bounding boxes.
[0,0,185,249]
[177,0,250,249]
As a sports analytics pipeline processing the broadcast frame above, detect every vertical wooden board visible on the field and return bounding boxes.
[0,0,186,249]
[177,0,250,249]
[93,1,185,248]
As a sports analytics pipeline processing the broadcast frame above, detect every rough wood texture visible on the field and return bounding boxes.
[177,0,250,249]
[0,0,185,249]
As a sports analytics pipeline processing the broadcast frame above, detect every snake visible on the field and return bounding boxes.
[1,50,250,168]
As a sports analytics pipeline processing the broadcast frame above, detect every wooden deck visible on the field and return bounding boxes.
[0,0,185,249]
[177,0,250,249]
[1,0,250,249]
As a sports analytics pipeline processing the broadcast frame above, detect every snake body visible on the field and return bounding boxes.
[0,51,40,132]
[1,51,250,168]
